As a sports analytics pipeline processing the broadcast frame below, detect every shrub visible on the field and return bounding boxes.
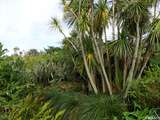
[9,89,126,120]
[129,65,160,108]
[32,61,65,87]
[123,108,155,120]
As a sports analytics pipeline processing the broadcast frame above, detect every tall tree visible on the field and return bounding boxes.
[123,0,150,97]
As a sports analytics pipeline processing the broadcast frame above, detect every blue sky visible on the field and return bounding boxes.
[0,0,69,54]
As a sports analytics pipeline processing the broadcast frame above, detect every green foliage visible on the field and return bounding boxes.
[26,49,40,56]
[45,46,62,54]
[123,108,155,120]
[130,65,160,108]
[0,56,26,89]
[150,49,160,65]
[77,95,126,120]
[0,43,7,58]
[9,88,126,120]
[32,60,65,86]
[1,0,160,119]
[0,55,36,119]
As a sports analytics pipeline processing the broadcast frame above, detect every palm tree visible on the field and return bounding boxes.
[137,18,160,79]
[61,0,113,94]
[57,0,157,97]
[152,0,158,18]
[51,8,98,93]
[89,0,112,95]
[50,18,78,52]
[94,0,109,36]
[108,39,132,89]
[112,0,116,41]
[78,0,98,94]
[123,0,151,97]
[93,0,112,93]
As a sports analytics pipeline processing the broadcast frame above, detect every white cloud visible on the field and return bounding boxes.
[0,0,65,54]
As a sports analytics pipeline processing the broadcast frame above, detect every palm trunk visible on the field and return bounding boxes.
[124,18,140,98]
[117,24,120,40]
[123,52,127,89]
[104,27,108,43]
[133,34,142,78]
[104,27,112,81]
[113,0,119,91]
[137,51,152,79]
[112,0,115,41]
[90,0,112,95]
[78,0,98,94]
[97,66,106,93]
[56,24,78,52]
[101,72,106,93]
[154,0,157,18]
[88,81,92,92]
[114,57,119,84]
[79,33,98,94]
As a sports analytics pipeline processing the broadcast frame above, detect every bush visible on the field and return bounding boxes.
[9,88,126,120]
[123,108,155,120]
[32,60,65,87]
[0,56,35,119]
[0,56,26,87]
[129,65,160,108]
